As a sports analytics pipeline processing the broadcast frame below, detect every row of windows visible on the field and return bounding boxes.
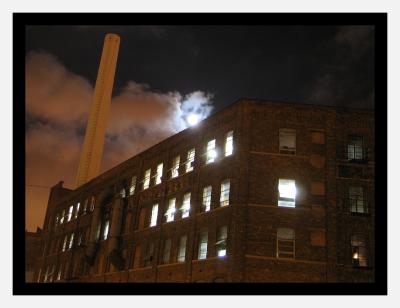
[52,131,234,229]
[133,225,228,269]
[38,229,370,281]
[139,131,234,191]
[140,179,231,229]
[277,229,369,267]
[53,197,95,229]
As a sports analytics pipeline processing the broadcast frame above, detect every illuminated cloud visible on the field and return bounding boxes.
[25,51,213,231]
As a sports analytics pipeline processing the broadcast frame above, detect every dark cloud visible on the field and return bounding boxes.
[308,26,374,108]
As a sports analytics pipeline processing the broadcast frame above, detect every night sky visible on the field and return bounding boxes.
[25,25,375,231]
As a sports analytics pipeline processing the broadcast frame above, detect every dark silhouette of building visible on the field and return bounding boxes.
[26,227,42,282]
[33,99,375,283]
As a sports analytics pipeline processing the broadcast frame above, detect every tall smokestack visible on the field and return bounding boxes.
[75,33,120,187]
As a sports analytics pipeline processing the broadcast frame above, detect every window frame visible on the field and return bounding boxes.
[220,179,231,207]
[206,139,217,164]
[278,179,296,208]
[279,128,296,154]
[276,228,295,259]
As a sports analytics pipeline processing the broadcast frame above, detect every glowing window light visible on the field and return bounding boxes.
[187,113,200,126]
[74,202,80,219]
[165,198,176,222]
[198,232,208,260]
[62,235,68,252]
[155,163,163,185]
[177,235,187,262]
[171,156,180,178]
[102,220,109,240]
[278,179,296,208]
[202,186,212,212]
[143,169,151,190]
[68,233,74,250]
[220,179,230,207]
[216,225,228,257]
[130,176,137,195]
[206,139,217,164]
[181,192,191,218]
[67,205,73,222]
[186,148,195,172]
[225,131,233,156]
[150,204,158,227]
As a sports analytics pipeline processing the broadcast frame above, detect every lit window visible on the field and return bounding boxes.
[120,187,126,198]
[82,199,88,215]
[181,192,191,218]
[68,233,74,250]
[225,131,233,156]
[162,239,172,264]
[216,226,228,257]
[171,156,180,178]
[186,148,195,172]
[74,202,80,219]
[143,169,151,190]
[102,220,110,240]
[60,209,65,225]
[36,268,42,282]
[351,235,368,267]
[220,179,230,207]
[277,228,295,259]
[155,163,163,185]
[177,235,187,262]
[150,204,158,227]
[279,129,296,154]
[56,264,62,281]
[95,222,101,241]
[165,198,176,222]
[144,242,154,267]
[62,235,68,252]
[129,176,137,195]
[77,233,83,246]
[349,186,367,214]
[67,205,73,222]
[206,139,217,164]
[278,179,296,207]
[202,186,212,212]
[198,231,208,260]
[348,135,364,160]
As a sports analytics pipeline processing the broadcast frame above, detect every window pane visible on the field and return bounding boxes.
[181,193,191,218]
[220,179,230,206]
[225,131,233,156]
[143,169,151,190]
[130,176,137,195]
[150,204,158,227]
[172,156,180,178]
[279,129,296,153]
[198,232,208,260]
[165,198,176,222]
[155,163,163,185]
[206,139,217,164]
[178,235,187,262]
[278,179,296,207]
[186,148,195,172]
[277,228,295,259]
[216,226,228,257]
[202,186,212,212]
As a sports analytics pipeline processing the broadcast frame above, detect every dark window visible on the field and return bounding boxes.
[348,135,364,160]
[349,186,368,214]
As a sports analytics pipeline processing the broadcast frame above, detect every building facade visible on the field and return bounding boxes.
[26,228,42,282]
[33,99,375,283]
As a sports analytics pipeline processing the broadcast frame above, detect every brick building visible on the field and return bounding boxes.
[26,228,42,282]
[33,98,375,283]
